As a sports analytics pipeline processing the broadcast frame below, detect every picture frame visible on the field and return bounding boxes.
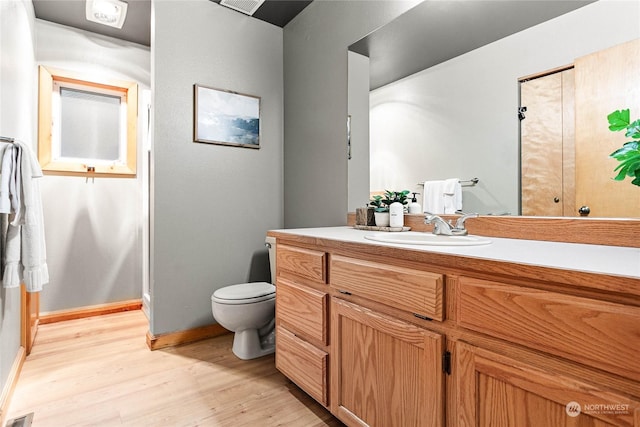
[193,84,261,149]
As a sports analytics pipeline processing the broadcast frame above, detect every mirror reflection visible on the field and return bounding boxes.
[347,0,640,218]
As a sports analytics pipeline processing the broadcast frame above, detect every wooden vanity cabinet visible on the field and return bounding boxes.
[274,244,330,407]
[272,236,640,427]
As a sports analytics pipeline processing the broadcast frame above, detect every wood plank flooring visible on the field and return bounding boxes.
[7,310,343,427]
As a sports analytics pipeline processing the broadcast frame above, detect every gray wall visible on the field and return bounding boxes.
[0,0,36,405]
[151,0,284,335]
[283,0,420,228]
[35,20,150,312]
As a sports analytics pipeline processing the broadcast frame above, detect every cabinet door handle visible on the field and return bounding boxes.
[338,289,352,296]
[442,351,452,375]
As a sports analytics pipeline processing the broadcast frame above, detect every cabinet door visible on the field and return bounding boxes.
[456,342,640,427]
[331,298,444,427]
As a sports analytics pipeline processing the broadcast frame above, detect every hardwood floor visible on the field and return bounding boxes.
[7,310,343,427]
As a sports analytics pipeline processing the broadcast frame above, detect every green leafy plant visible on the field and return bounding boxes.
[607,109,640,186]
[369,190,410,212]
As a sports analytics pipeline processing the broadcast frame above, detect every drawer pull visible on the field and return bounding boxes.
[414,313,433,321]
[338,289,352,295]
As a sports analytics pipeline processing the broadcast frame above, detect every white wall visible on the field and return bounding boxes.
[35,20,150,312]
[369,0,640,215]
[0,0,36,406]
[283,0,421,228]
[151,0,284,335]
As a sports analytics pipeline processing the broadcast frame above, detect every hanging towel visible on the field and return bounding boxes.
[422,180,446,214]
[442,178,462,214]
[2,140,48,292]
[422,179,463,214]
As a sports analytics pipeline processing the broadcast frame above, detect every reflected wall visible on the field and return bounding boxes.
[361,0,640,215]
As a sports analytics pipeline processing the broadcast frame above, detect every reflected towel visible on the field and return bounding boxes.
[443,178,462,214]
[423,179,462,214]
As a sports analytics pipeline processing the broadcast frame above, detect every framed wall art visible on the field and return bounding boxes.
[193,84,260,149]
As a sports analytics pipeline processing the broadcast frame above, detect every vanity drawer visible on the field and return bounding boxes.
[457,276,640,381]
[276,278,328,345]
[276,325,328,407]
[329,255,444,321]
[277,244,326,283]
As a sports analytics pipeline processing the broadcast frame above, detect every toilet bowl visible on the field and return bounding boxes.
[211,236,277,360]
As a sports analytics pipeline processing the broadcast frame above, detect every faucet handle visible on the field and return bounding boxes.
[454,212,479,230]
[424,212,449,224]
[423,211,437,224]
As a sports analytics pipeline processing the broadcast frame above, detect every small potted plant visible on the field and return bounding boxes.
[369,190,410,227]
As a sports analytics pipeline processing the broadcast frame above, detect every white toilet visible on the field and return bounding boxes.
[211,236,276,360]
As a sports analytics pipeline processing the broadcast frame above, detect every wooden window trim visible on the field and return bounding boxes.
[38,65,138,177]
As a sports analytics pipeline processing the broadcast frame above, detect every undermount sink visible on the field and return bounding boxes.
[364,232,491,246]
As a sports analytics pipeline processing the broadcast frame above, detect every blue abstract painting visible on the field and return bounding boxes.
[194,85,260,148]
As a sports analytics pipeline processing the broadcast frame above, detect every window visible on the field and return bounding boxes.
[38,66,138,177]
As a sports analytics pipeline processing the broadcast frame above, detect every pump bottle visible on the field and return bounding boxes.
[408,193,422,214]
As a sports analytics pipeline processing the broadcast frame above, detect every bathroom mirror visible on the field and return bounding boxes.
[347,0,640,218]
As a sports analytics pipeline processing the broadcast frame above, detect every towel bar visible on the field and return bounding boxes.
[417,178,479,187]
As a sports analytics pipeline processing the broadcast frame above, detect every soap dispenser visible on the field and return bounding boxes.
[408,193,422,214]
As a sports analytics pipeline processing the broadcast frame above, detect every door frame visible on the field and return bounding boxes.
[20,285,39,355]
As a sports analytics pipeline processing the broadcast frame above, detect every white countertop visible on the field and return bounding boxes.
[272,226,640,279]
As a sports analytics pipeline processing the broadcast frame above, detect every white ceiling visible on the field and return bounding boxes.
[33,0,152,46]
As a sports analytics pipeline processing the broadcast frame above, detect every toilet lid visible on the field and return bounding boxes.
[211,282,275,304]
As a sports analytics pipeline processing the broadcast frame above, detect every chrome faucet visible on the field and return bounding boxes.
[424,213,455,235]
[424,212,478,236]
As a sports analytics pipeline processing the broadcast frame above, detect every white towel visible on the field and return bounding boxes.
[423,180,446,214]
[442,178,462,214]
[2,140,48,292]
[422,179,463,214]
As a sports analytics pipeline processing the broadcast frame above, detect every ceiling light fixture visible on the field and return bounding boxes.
[219,0,266,16]
[86,0,128,29]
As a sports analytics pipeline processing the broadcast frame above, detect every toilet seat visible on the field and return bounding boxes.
[211,282,275,305]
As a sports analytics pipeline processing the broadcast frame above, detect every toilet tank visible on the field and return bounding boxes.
[265,236,276,284]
